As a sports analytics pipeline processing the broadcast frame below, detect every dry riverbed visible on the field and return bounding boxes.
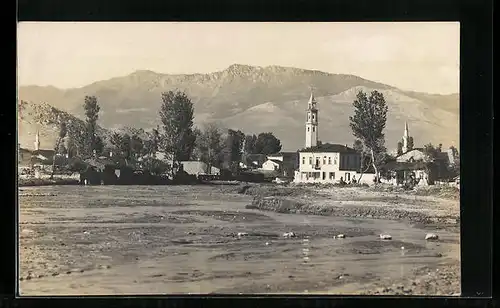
[18,184,460,295]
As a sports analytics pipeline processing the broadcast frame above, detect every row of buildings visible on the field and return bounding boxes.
[256,92,458,186]
[18,92,458,186]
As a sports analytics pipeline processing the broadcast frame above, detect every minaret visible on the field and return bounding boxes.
[402,122,409,153]
[305,90,318,148]
[34,130,40,151]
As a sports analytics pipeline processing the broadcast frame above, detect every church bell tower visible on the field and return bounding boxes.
[305,91,318,148]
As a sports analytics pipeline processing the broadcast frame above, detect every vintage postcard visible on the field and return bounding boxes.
[17,22,460,295]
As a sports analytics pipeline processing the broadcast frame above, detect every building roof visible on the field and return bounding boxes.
[266,159,284,166]
[32,149,55,159]
[242,154,267,166]
[299,143,358,154]
[382,161,430,171]
[84,157,117,170]
[268,152,298,158]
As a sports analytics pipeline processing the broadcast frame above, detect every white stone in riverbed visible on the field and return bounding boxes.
[336,234,345,239]
[425,233,439,240]
[283,232,296,238]
[380,234,392,240]
[237,232,248,237]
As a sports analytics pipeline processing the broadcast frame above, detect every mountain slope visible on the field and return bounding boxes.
[18,64,459,151]
[17,100,110,151]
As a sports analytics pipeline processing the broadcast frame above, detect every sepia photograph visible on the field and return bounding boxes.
[17,22,460,296]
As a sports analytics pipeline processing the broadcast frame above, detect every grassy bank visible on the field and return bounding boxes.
[18,178,80,187]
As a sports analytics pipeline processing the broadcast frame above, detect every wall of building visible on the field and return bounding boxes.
[262,160,280,171]
[295,152,363,183]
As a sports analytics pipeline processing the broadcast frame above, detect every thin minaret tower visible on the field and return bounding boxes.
[402,122,409,153]
[305,88,319,148]
[34,130,40,151]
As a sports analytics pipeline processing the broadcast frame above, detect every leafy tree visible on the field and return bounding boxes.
[109,132,124,156]
[95,135,105,156]
[142,157,170,176]
[423,143,440,161]
[221,129,245,173]
[83,96,100,156]
[353,139,363,153]
[244,134,257,154]
[195,123,224,174]
[254,132,282,155]
[142,127,161,158]
[159,91,196,176]
[50,121,67,178]
[397,141,403,156]
[447,146,460,176]
[349,90,389,180]
[407,136,414,151]
[130,133,144,160]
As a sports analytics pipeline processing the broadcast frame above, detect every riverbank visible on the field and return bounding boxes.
[227,183,460,230]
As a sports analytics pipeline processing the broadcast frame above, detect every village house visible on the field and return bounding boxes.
[293,91,374,184]
[240,154,267,170]
[264,152,299,178]
[18,131,68,175]
[384,123,456,186]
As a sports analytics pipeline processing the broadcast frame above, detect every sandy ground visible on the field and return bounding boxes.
[18,184,460,296]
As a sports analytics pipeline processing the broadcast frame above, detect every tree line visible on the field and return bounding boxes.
[56,90,282,177]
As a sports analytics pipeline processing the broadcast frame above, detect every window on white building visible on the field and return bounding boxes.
[307,127,310,132]
[323,156,326,164]
[312,127,315,132]
[329,172,335,180]
[309,157,312,165]
[328,157,332,164]
[302,157,305,165]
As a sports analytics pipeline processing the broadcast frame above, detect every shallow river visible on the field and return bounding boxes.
[18,185,459,295]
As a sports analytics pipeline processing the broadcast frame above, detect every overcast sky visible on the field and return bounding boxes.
[17,22,460,94]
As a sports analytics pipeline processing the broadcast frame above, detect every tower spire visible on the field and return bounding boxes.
[402,122,410,153]
[34,130,40,151]
[305,87,319,148]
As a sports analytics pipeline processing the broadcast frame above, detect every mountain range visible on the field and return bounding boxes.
[17,64,459,152]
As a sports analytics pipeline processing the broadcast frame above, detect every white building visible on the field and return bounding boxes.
[295,143,364,183]
[293,91,375,184]
[261,159,282,172]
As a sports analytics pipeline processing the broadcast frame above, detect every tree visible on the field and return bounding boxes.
[244,134,257,154]
[349,90,389,181]
[109,132,123,156]
[130,133,144,160]
[159,90,196,176]
[83,96,101,157]
[407,136,414,151]
[95,136,105,156]
[448,146,460,177]
[397,141,403,156]
[142,127,161,158]
[423,143,440,161]
[353,139,364,153]
[195,123,225,174]
[221,129,245,173]
[254,132,282,155]
[50,121,67,179]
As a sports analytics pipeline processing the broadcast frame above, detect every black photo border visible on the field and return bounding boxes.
[4,0,494,307]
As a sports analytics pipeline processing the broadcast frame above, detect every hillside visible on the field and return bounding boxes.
[17,100,110,151]
[18,64,459,151]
